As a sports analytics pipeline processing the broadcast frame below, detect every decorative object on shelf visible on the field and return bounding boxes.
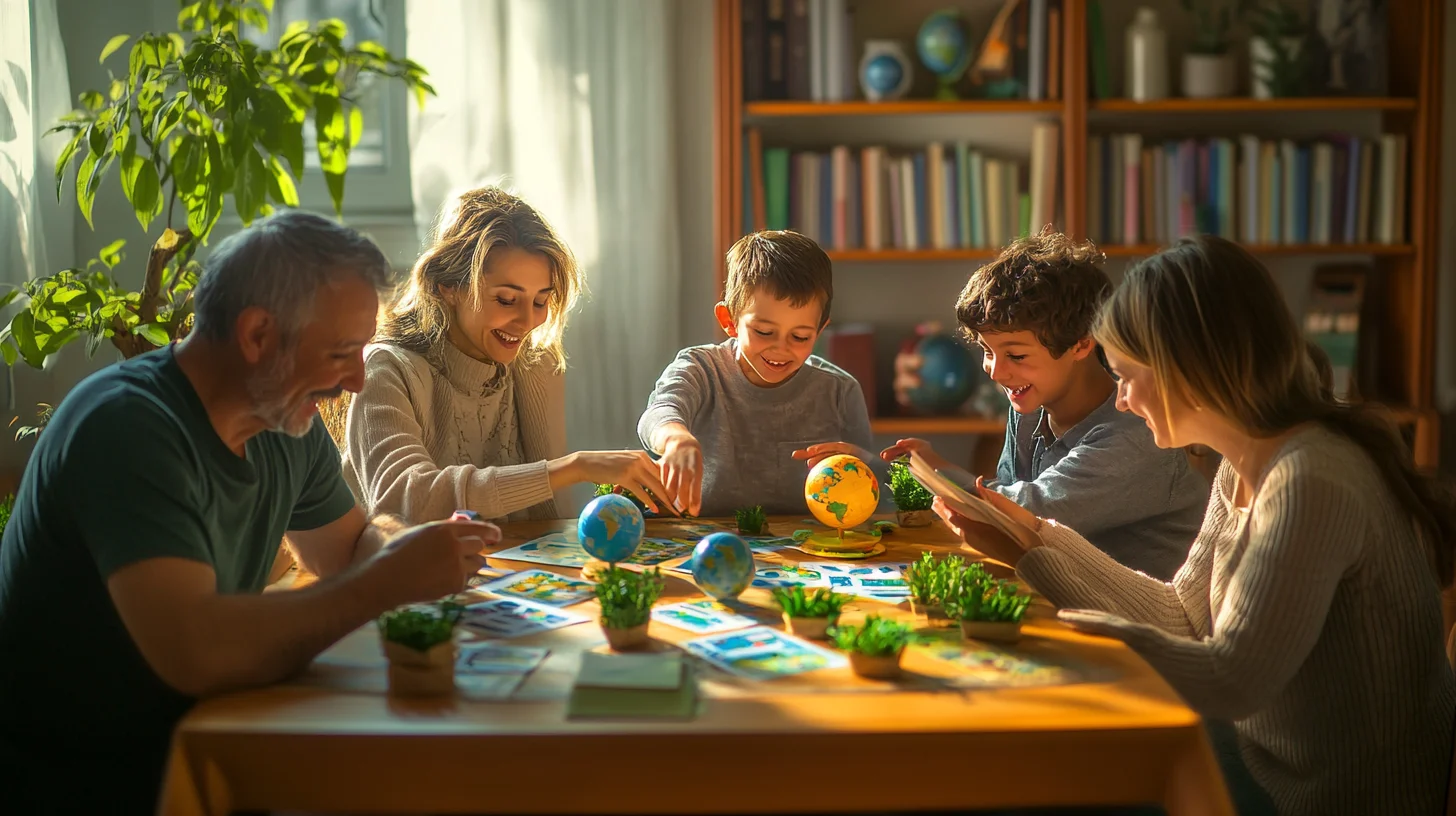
[691,532,754,601]
[970,0,1024,99]
[943,564,1033,644]
[577,493,646,565]
[858,40,914,102]
[378,602,463,697]
[802,454,884,559]
[1311,0,1388,96]
[1178,0,1250,98]
[1247,0,1311,98]
[833,615,914,679]
[774,586,851,640]
[888,459,934,528]
[1124,7,1170,102]
[594,565,665,651]
[902,323,978,415]
[915,9,972,101]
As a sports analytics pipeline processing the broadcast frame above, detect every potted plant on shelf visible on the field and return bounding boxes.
[904,551,968,625]
[773,586,850,640]
[1178,0,1251,98]
[594,565,665,651]
[1,0,433,429]
[833,615,914,679]
[1246,0,1311,98]
[735,505,769,536]
[888,459,934,527]
[943,573,1033,644]
[377,602,462,697]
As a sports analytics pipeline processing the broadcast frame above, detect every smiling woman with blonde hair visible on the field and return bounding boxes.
[340,186,670,523]
[935,234,1456,815]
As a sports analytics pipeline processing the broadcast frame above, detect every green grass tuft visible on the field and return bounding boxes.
[594,565,665,629]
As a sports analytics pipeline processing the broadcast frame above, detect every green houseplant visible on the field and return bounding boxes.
[888,459,933,527]
[594,565,665,651]
[0,493,14,542]
[2,0,432,387]
[943,573,1033,644]
[904,551,970,625]
[1178,0,1253,98]
[377,601,462,697]
[773,586,850,640]
[832,615,914,679]
[1246,0,1311,98]
[735,505,768,536]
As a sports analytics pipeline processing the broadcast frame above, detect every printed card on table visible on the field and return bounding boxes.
[491,532,592,568]
[651,600,757,634]
[460,597,591,639]
[684,625,847,680]
[803,562,910,602]
[456,643,550,674]
[479,569,597,607]
[750,563,829,589]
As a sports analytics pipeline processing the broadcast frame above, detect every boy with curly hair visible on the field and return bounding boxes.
[885,231,1207,580]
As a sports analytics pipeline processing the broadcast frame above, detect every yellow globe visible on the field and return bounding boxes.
[804,454,880,530]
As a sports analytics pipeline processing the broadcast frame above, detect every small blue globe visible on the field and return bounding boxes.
[691,533,754,601]
[916,10,971,82]
[907,333,977,414]
[577,494,645,564]
[862,54,905,97]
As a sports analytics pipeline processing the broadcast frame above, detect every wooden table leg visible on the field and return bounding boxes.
[1163,728,1236,816]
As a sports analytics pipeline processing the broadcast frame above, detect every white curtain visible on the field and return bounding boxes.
[0,0,73,286]
[407,1,683,472]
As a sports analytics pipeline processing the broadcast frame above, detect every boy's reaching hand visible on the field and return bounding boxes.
[792,441,875,469]
[658,428,704,517]
[879,438,951,471]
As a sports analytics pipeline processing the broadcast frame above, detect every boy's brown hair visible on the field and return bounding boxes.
[955,230,1110,356]
[724,230,833,327]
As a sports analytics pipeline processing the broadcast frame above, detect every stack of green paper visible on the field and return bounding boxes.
[566,651,698,720]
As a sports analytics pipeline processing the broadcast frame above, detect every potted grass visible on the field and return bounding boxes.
[888,459,934,528]
[944,574,1033,644]
[594,565,665,651]
[1178,0,1250,98]
[904,551,968,626]
[377,602,463,697]
[773,586,851,640]
[735,505,769,536]
[833,615,914,679]
[1246,0,1310,98]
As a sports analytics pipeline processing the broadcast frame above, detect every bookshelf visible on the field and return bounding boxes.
[713,0,1444,469]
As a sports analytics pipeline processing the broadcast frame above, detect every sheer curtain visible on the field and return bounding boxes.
[407,0,683,502]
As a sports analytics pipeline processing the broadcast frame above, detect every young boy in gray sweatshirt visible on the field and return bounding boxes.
[638,231,879,518]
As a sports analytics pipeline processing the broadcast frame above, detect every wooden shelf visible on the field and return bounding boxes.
[871,416,1006,435]
[1101,243,1415,257]
[1090,97,1417,113]
[745,100,1062,117]
[828,248,1001,263]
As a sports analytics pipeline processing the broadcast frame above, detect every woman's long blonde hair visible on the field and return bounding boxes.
[377,186,582,371]
[1094,235,1455,587]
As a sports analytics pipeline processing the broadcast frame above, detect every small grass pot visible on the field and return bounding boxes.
[959,619,1024,644]
[773,586,850,641]
[888,459,934,527]
[833,615,913,680]
[943,573,1032,645]
[595,565,665,651]
[377,603,464,698]
[895,509,934,528]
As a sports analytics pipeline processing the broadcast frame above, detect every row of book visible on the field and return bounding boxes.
[1087,133,1410,247]
[741,124,1062,252]
[742,0,1063,103]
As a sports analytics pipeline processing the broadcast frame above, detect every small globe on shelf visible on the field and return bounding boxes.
[905,331,977,415]
[577,493,645,565]
[916,9,972,100]
[691,532,754,601]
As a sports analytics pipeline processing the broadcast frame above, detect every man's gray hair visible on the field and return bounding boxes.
[191,210,393,343]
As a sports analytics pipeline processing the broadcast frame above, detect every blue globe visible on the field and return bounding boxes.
[907,333,977,414]
[691,533,754,601]
[577,494,645,564]
[916,11,971,81]
[863,54,905,97]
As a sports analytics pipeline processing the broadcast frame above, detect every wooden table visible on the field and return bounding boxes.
[159,517,1234,816]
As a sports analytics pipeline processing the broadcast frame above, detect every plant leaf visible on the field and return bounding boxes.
[76,150,99,229]
[98,239,126,269]
[134,323,171,347]
[347,103,363,150]
[233,145,269,225]
[266,154,298,207]
[53,130,84,203]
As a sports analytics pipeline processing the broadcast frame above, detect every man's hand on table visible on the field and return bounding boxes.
[370,519,501,605]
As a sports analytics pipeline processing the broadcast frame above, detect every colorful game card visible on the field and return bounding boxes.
[460,597,591,639]
[479,569,597,607]
[684,625,847,680]
[630,537,700,565]
[803,562,910,601]
[456,643,550,674]
[492,532,592,568]
[750,563,829,588]
[651,600,757,634]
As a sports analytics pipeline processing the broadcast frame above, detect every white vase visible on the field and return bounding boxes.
[1181,53,1235,99]
[1250,36,1304,99]
[1124,7,1168,102]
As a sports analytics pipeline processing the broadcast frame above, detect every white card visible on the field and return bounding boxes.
[460,597,591,639]
[479,569,596,607]
[651,600,757,634]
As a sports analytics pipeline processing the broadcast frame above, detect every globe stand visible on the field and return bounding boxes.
[800,529,885,560]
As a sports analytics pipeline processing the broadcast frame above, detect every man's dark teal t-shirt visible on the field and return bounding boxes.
[0,346,356,814]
